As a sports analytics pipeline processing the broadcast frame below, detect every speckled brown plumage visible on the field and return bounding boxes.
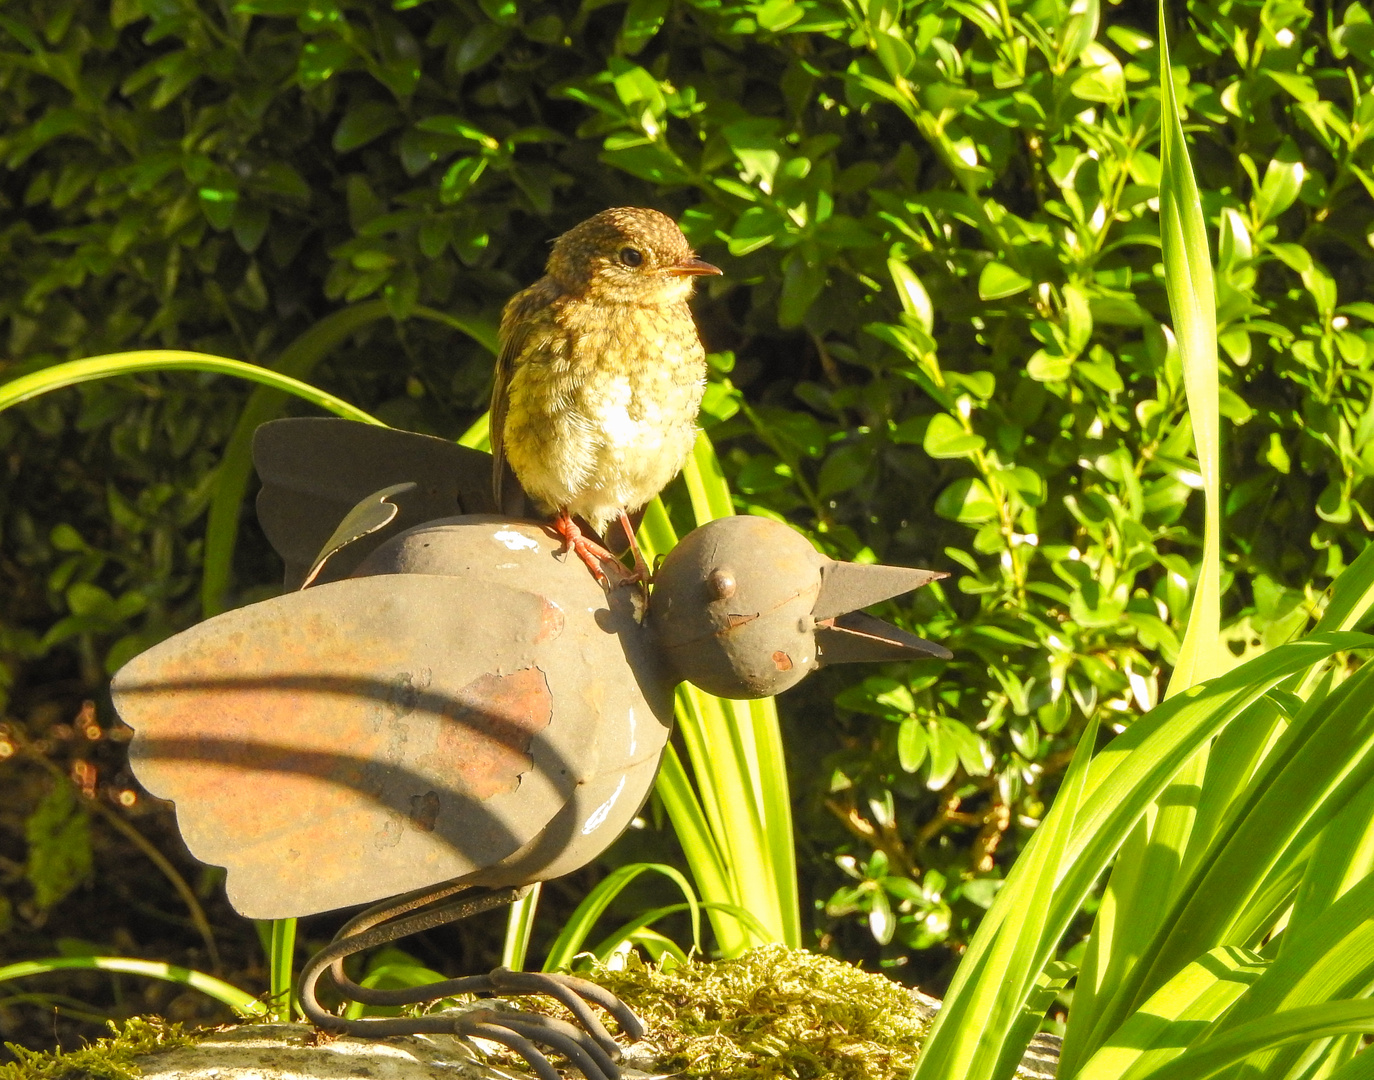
[490,207,721,581]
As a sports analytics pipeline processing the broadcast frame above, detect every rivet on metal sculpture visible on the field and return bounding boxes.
[110,418,952,1080]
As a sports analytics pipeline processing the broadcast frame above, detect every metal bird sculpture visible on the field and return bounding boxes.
[110,418,950,1080]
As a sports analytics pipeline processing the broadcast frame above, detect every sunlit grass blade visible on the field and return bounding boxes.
[673,682,790,947]
[993,961,1075,1080]
[1308,539,1374,636]
[267,918,296,1021]
[1108,664,1374,1021]
[1289,538,1374,698]
[543,863,701,972]
[1289,775,1374,936]
[1060,7,1223,1068]
[0,957,266,1017]
[502,884,541,971]
[343,954,454,1019]
[0,351,380,422]
[912,717,1098,1080]
[747,695,800,946]
[653,741,748,955]
[1067,649,1374,1072]
[668,435,799,948]
[1130,1001,1374,1080]
[682,431,736,523]
[1323,1044,1374,1080]
[612,928,691,965]
[1181,694,1288,883]
[459,411,491,449]
[1156,0,1221,697]
[934,634,1371,1080]
[1203,870,1374,1078]
[588,900,773,962]
[1073,946,1265,1080]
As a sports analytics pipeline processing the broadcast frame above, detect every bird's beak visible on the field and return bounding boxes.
[664,257,723,277]
[812,561,952,665]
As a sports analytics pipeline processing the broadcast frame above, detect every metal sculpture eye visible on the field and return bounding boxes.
[620,247,644,267]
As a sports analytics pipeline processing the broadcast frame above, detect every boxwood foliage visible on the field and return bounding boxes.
[1,0,1372,985]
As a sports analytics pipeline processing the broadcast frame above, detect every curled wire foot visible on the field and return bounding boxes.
[460,1005,623,1080]
[296,884,645,1080]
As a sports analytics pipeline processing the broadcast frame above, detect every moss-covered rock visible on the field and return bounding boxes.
[566,945,937,1080]
[4,948,1061,1079]
[1,1017,194,1080]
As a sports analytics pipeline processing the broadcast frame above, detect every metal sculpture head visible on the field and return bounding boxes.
[650,516,950,698]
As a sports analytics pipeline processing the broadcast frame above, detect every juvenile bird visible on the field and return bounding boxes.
[490,207,722,585]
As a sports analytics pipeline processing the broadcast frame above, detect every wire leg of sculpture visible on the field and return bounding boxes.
[297,881,645,1080]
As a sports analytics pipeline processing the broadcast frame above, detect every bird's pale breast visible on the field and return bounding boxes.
[504,300,706,533]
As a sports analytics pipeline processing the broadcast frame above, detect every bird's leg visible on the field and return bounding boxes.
[617,509,652,585]
[552,509,638,587]
[298,881,643,1080]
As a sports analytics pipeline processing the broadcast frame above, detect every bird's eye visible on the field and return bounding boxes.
[619,247,644,267]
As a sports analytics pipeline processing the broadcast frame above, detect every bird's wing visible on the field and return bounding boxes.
[490,285,547,514]
[253,419,497,589]
[112,574,577,919]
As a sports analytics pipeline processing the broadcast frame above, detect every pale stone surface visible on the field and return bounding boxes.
[134,1023,504,1080]
[131,1021,664,1080]
[128,1002,1058,1078]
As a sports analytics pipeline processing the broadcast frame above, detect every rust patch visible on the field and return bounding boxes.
[771,650,793,672]
[409,790,441,832]
[432,667,553,800]
[535,599,565,643]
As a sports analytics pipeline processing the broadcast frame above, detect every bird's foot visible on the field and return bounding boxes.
[455,968,645,1080]
[552,511,642,590]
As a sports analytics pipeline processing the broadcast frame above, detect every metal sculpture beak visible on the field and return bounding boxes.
[813,561,953,665]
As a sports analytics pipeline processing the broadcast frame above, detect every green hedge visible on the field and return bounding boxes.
[1,0,1371,1003]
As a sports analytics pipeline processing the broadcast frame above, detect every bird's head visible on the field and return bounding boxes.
[649,516,952,699]
[547,206,721,305]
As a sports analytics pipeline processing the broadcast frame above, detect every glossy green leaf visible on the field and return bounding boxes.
[923,413,986,458]
[978,262,1032,300]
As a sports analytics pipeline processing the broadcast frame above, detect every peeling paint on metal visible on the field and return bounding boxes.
[581,775,626,835]
[493,530,539,551]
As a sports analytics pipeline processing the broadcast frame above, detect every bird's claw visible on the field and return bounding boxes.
[552,511,646,592]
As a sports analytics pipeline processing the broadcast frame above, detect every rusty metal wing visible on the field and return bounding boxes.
[253,419,498,589]
[111,574,576,920]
